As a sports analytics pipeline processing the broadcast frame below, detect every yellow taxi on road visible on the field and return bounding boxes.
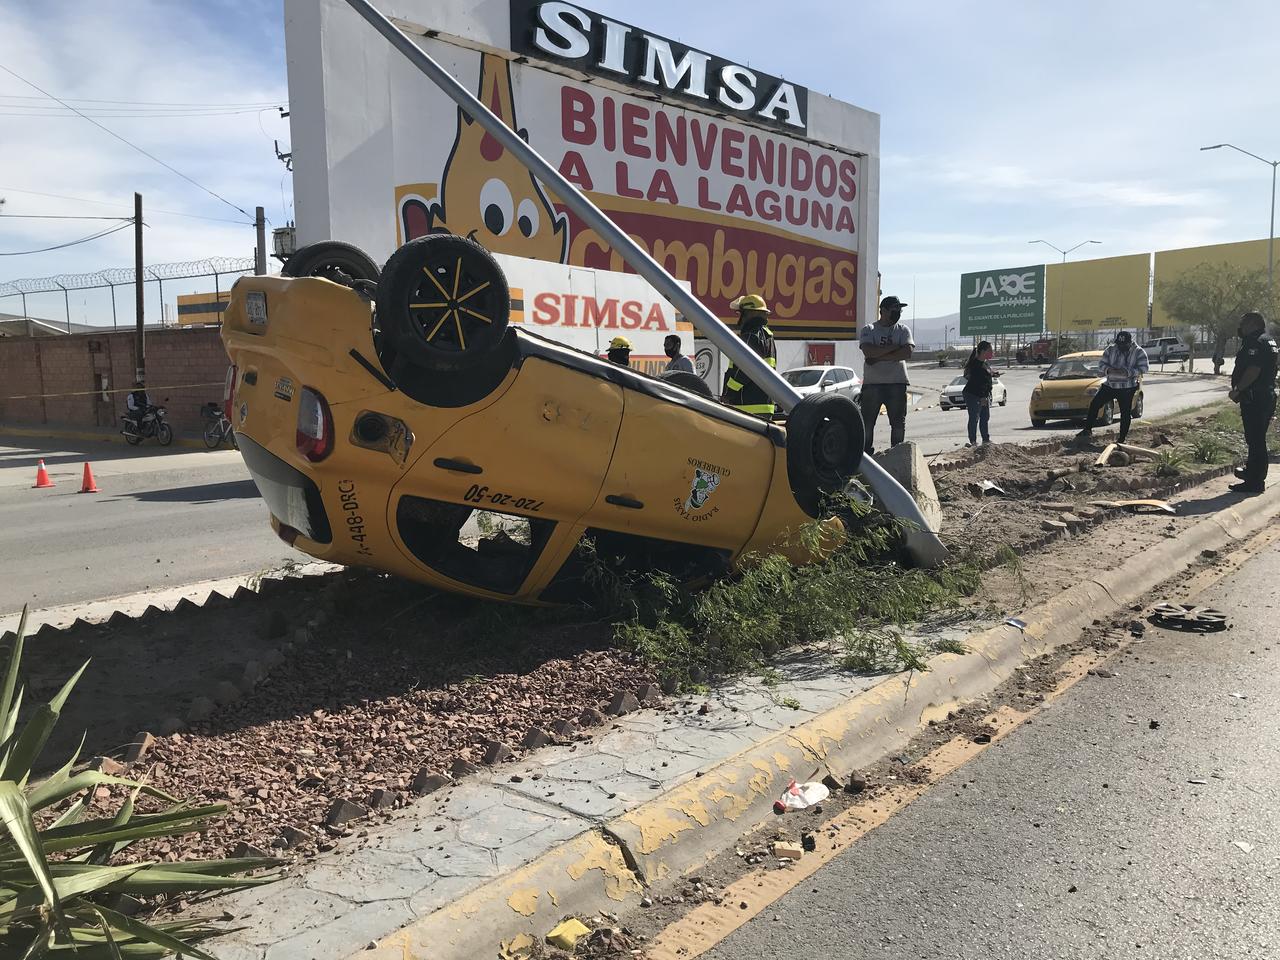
[1028,350,1145,428]
[221,237,865,604]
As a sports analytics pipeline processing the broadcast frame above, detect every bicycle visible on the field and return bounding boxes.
[201,401,238,449]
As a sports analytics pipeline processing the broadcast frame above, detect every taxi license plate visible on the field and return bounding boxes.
[1053,401,1069,411]
[246,291,268,325]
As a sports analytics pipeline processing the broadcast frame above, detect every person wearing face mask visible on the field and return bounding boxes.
[859,295,915,453]
[606,335,632,367]
[664,334,694,373]
[962,340,995,446]
[1077,330,1148,444]
[1228,311,1278,494]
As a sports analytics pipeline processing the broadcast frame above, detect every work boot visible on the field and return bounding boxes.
[1228,480,1265,494]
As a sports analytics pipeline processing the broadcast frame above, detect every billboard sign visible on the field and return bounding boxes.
[959,265,1044,335]
[1045,254,1149,332]
[509,1,808,133]
[286,0,879,341]
[493,252,694,376]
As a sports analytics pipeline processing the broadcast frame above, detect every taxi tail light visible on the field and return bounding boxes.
[223,364,237,421]
[296,387,333,462]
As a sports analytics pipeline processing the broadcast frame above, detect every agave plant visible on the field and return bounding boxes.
[0,606,278,958]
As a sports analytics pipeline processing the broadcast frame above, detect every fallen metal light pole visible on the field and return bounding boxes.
[337,0,947,567]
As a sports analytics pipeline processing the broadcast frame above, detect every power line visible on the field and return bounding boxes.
[0,214,132,220]
[0,62,261,224]
[0,186,252,225]
[0,221,132,256]
[0,94,285,107]
[0,107,284,119]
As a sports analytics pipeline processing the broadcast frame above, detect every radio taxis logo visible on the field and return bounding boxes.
[685,467,721,512]
[399,53,568,263]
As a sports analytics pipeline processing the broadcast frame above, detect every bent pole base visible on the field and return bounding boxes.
[858,457,949,568]
[336,0,948,567]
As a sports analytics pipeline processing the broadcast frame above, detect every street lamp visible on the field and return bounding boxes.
[1201,143,1278,316]
[1030,239,1101,352]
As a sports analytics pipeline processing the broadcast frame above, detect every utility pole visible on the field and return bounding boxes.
[134,193,145,382]
[255,206,267,275]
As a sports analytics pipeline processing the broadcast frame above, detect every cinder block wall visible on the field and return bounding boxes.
[0,328,229,437]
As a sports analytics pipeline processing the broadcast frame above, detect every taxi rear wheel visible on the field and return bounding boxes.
[281,241,380,285]
[786,393,865,517]
[376,235,510,372]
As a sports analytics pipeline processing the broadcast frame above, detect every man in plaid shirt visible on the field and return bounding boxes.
[1078,331,1149,443]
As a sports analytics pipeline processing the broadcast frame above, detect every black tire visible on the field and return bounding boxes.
[376,235,510,372]
[124,431,141,446]
[785,393,865,517]
[157,422,174,447]
[659,369,714,400]
[1031,418,1046,428]
[281,241,380,285]
[203,422,222,449]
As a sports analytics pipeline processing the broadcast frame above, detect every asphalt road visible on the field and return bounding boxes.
[0,438,297,617]
[893,364,1231,455]
[706,540,1280,960]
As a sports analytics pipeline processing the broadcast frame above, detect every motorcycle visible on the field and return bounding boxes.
[121,401,173,446]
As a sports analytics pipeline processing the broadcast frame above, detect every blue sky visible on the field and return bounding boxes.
[2,0,1278,325]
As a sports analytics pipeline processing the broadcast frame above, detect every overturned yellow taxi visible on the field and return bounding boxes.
[221,237,865,604]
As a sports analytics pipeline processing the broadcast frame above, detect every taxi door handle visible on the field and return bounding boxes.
[605,494,644,510]
[434,458,483,475]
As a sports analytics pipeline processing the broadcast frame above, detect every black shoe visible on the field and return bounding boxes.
[1228,481,1265,494]
[1234,466,1248,479]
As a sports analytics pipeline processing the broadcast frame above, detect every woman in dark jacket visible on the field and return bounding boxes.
[962,340,995,446]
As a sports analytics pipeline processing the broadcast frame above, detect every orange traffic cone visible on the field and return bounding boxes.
[79,462,99,494]
[33,459,54,489]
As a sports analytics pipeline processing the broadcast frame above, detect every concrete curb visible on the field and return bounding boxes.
[0,562,340,640]
[363,478,1280,960]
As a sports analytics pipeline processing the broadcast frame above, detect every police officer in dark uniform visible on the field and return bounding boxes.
[1229,311,1278,494]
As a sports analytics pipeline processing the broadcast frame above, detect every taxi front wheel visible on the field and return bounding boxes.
[786,393,865,517]
[376,235,511,373]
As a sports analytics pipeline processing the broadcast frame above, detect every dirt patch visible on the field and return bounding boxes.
[19,579,328,770]
[21,571,654,862]
[82,629,652,862]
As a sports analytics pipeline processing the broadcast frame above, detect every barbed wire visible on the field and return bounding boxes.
[0,257,256,297]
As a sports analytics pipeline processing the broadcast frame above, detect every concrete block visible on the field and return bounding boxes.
[873,442,942,533]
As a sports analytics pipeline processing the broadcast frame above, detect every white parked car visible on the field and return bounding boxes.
[939,373,1008,410]
[782,365,861,400]
[1143,336,1190,363]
